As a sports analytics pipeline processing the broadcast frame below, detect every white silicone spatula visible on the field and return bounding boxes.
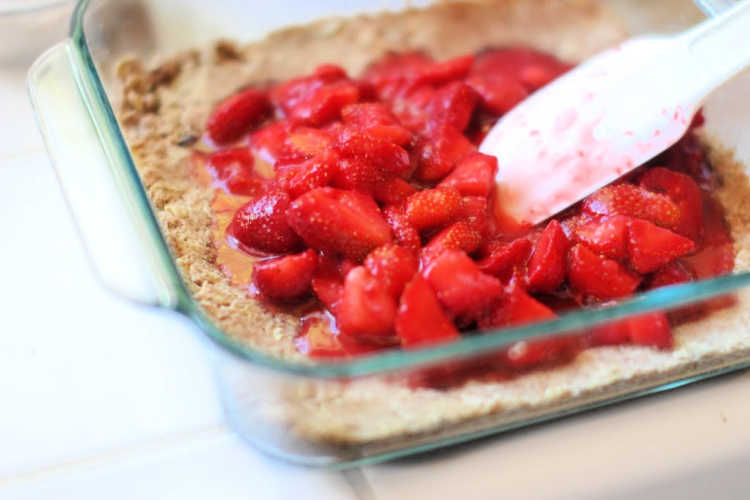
[479,0,750,226]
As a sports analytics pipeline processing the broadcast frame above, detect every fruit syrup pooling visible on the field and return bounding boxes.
[192,48,734,386]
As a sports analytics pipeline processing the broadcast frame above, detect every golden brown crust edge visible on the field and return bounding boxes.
[116,0,750,448]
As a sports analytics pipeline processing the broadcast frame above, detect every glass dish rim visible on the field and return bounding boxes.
[68,0,750,379]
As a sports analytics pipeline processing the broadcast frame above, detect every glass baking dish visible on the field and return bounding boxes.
[27,0,750,467]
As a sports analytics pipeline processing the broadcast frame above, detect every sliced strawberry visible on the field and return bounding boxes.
[471,48,572,90]
[583,184,681,231]
[396,275,460,348]
[681,197,734,279]
[287,187,392,261]
[250,120,301,165]
[458,195,491,237]
[286,127,335,158]
[362,51,435,100]
[477,237,532,279]
[626,312,672,349]
[587,319,631,346]
[364,243,419,299]
[405,187,463,231]
[311,253,356,313]
[420,221,483,266]
[424,250,503,320]
[335,126,411,176]
[425,81,479,132]
[206,148,268,196]
[573,215,629,261]
[207,88,271,144]
[438,152,498,197]
[627,218,695,274]
[414,125,476,182]
[383,205,421,254]
[390,85,437,131]
[341,102,412,146]
[415,54,475,87]
[270,65,359,126]
[465,73,528,115]
[648,260,696,289]
[640,167,703,241]
[373,177,417,206]
[567,244,641,300]
[252,249,317,301]
[479,281,556,329]
[526,220,569,293]
[337,266,398,343]
[332,157,380,194]
[502,335,581,370]
[229,191,301,254]
[275,152,336,199]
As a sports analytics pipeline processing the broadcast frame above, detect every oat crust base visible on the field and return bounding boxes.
[117,0,750,451]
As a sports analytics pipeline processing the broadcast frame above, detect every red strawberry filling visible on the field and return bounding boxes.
[194,47,735,386]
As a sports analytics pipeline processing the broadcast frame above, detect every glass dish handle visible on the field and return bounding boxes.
[28,41,179,308]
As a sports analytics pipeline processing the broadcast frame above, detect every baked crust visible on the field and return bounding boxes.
[116,0,750,450]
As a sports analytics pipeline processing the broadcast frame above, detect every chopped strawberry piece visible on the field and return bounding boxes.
[250,120,301,165]
[296,315,383,359]
[426,81,479,132]
[311,253,355,313]
[286,127,335,158]
[459,195,491,236]
[335,126,411,176]
[567,244,641,300]
[627,218,695,274]
[477,237,532,279]
[363,51,435,100]
[648,260,696,289]
[573,215,630,261]
[640,167,704,241]
[270,65,359,126]
[424,250,503,320]
[526,220,569,293]
[471,48,572,90]
[420,221,482,266]
[252,249,318,301]
[405,187,463,231]
[287,187,392,261]
[364,243,419,299]
[207,88,271,144]
[438,152,498,197]
[383,205,421,254]
[373,177,417,206]
[503,335,581,370]
[587,319,631,346]
[583,184,681,231]
[341,103,412,146]
[275,152,336,199]
[415,54,475,87]
[229,191,301,254]
[206,148,268,196]
[626,312,673,349]
[414,125,476,182]
[479,281,556,329]
[465,73,528,115]
[337,266,398,343]
[332,157,381,194]
[396,275,460,348]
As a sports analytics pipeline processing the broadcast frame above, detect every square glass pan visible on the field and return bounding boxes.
[28,0,750,467]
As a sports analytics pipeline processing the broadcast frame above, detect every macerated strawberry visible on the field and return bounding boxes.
[470,48,572,91]
[206,148,268,196]
[479,281,556,329]
[648,260,696,289]
[207,88,271,144]
[341,102,412,146]
[438,152,498,197]
[250,120,302,165]
[229,191,301,254]
[362,51,435,100]
[414,125,476,182]
[420,221,483,266]
[587,319,631,346]
[415,54,475,87]
[335,126,411,175]
[405,187,464,231]
[270,65,359,125]
[253,249,318,301]
[275,152,337,199]
[567,244,641,300]
[311,253,356,313]
[627,218,695,274]
[626,312,672,349]
[477,237,532,279]
[583,184,681,230]
[526,220,569,293]
[337,266,398,342]
[396,275,460,348]
[424,250,503,320]
[332,157,381,194]
[502,335,582,370]
[383,205,421,254]
[426,81,479,132]
[640,167,703,241]
[458,195,491,236]
[373,177,417,206]
[573,215,630,261]
[390,85,437,132]
[365,243,419,299]
[465,73,528,115]
[287,187,392,261]
[286,127,335,158]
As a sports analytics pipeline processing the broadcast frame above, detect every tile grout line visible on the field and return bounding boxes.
[0,423,231,488]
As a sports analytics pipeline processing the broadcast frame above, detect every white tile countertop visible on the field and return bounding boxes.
[4,44,750,500]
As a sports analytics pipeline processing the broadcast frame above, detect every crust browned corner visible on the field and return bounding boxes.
[115,0,750,448]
